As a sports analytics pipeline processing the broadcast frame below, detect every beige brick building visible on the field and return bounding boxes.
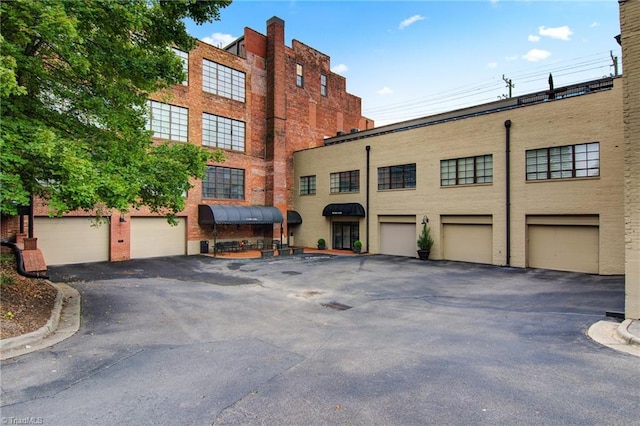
[293,77,626,275]
[620,0,640,319]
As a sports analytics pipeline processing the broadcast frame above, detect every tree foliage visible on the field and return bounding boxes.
[0,0,230,221]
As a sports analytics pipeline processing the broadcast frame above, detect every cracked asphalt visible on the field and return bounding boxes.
[1,254,638,425]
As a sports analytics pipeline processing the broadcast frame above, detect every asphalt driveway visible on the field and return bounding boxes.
[1,254,638,425]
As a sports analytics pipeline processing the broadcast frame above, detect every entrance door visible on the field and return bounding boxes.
[332,222,359,250]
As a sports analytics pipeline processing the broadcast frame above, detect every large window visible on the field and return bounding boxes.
[202,113,245,151]
[526,142,599,181]
[172,48,188,85]
[300,175,316,195]
[202,59,245,102]
[440,155,492,186]
[202,166,245,200]
[296,63,304,87]
[330,170,359,193]
[146,100,188,142]
[378,163,416,190]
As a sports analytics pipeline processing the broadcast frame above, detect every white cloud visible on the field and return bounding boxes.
[331,64,348,74]
[528,34,541,42]
[538,25,573,41]
[399,15,426,30]
[590,21,600,28]
[201,32,236,47]
[522,48,551,62]
[487,62,498,69]
[377,87,393,95]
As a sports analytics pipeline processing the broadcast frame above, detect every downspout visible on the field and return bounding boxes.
[365,145,371,253]
[1,241,49,279]
[504,120,512,266]
[28,194,34,238]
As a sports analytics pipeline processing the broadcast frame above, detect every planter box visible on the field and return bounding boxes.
[261,250,274,258]
[291,247,304,255]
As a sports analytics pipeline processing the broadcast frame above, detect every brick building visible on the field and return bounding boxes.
[619,0,640,319]
[5,17,371,265]
[293,77,626,276]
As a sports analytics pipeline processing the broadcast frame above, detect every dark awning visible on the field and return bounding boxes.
[287,210,303,225]
[198,205,283,225]
[322,203,366,217]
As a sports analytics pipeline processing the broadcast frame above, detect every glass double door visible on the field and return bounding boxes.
[332,222,359,250]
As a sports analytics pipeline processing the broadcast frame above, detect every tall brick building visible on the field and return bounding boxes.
[8,17,371,265]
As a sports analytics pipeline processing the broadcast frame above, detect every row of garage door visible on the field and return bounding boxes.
[34,217,186,265]
[379,216,599,274]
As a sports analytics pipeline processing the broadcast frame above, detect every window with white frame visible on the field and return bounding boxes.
[172,48,188,85]
[202,113,245,151]
[202,166,245,200]
[146,100,188,141]
[440,155,492,186]
[202,59,245,102]
[526,142,599,181]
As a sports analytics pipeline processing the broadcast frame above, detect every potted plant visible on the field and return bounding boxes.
[353,240,362,254]
[417,223,434,260]
[317,238,326,250]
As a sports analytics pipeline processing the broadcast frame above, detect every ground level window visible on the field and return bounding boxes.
[332,222,359,250]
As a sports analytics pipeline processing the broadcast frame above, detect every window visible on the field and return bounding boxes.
[146,100,188,141]
[330,170,359,193]
[296,63,304,87]
[202,113,245,151]
[172,48,188,85]
[300,175,316,195]
[320,73,327,96]
[202,166,245,199]
[440,155,492,186]
[526,142,599,181]
[202,59,246,102]
[378,163,416,190]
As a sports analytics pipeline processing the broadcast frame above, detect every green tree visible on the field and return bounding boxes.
[0,0,230,223]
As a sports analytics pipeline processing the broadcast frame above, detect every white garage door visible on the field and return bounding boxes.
[380,223,416,257]
[131,217,186,259]
[528,225,599,274]
[442,224,493,264]
[35,217,110,265]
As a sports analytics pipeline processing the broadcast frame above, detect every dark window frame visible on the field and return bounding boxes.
[526,142,600,181]
[300,175,316,195]
[330,170,359,193]
[296,63,304,87]
[146,100,188,142]
[202,58,246,102]
[378,163,416,190]
[320,73,327,96]
[202,166,245,200]
[202,112,245,152]
[440,155,493,186]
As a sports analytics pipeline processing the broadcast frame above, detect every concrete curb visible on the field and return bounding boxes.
[616,319,640,347]
[0,282,81,360]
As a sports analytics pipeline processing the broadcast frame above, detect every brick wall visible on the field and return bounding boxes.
[620,0,640,318]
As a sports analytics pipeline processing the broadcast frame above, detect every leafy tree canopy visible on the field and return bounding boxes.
[0,0,230,222]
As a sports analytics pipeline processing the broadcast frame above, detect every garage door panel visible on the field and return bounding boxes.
[528,225,598,274]
[443,224,492,264]
[35,217,110,265]
[131,218,186,259]
[380,223,416,257]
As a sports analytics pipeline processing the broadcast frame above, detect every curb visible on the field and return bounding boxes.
[0,282,81,360]
[616,319,640,347]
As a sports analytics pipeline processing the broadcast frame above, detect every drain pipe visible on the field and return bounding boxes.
[365,145,371,253]
[504,119,512,267]
[1,241,49,279]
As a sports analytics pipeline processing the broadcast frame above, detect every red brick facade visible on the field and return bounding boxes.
[2,17,371,263]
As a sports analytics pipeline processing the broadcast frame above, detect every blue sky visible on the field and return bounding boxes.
[186,1,622,126]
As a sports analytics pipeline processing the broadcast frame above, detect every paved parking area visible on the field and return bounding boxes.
[1,254,638,425]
